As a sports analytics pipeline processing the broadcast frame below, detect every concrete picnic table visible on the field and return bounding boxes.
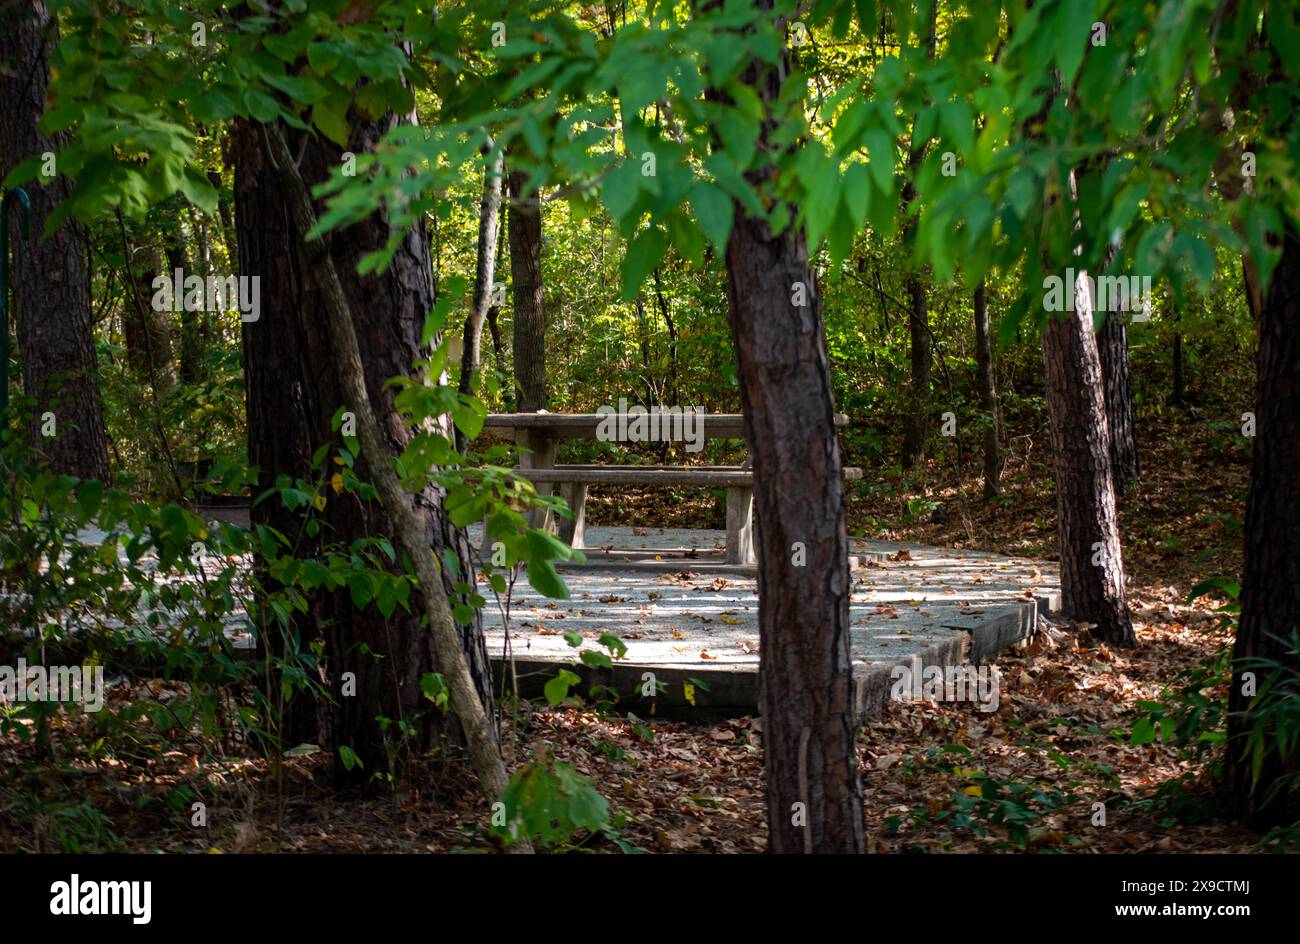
[479,411,852,566]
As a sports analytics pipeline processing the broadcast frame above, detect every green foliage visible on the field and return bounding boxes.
[6,0,1293,850]
[491,750,617,850]
[1129,579,1237,755]
[1235,631,1300,812]
[886,745,1082,851]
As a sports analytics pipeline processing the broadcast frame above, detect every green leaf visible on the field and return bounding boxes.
[348,572,375,611]
[307,42,342,75]
[420,672,449,709]
[690,181,733,252]
[526,558,569,600]
[620,226,668,300]
[1053,0,1095,89]
[843,162,871,229]
[803,154,842,253]
[451,396,486,440]
[602,158,644,225]
[75,479,104,521]
[598,633,628,659]
[864,129,896,195]
[338,745,363,771]
[1130,718,1157,746]
[561,766,610,828]
[544,669,581,706]
[243,89,281,123]
[262,72,328,105]
[376,577,399,618]
[312,100,351,147]
[191,89,239,123]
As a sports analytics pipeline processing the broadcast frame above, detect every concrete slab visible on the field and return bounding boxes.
[476,528,1059,720]
[30,524,1057,723]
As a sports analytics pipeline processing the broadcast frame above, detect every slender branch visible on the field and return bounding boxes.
[260,122,530,853]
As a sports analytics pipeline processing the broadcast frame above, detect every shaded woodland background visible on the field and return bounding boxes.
[0,0,1296,853]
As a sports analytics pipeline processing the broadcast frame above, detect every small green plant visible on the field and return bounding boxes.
[887,767,1077,851]
[491,747,622,851]
[1234,631,1300,816]
[1130,578,1237,757]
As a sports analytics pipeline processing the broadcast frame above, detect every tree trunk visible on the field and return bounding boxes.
[169,218,206,387]
[1172,325,1185,405]
[207,167,238,268]
[458,145,504,405]
[1096,307,1138,492]
[486,304,504,364]
[1041,275,1135,647]
[654,267,679,405]
[719,5,863,854]
[507,166,547,412]
[898,3,938,471]
[1226,223,1300,829]
[1242,251,1262,323]
[900,270,931,469]
[231,115,495,779]
[257,122,517,838]
[973,280,1001,498]
[485,207,507,367]
[0,0,109,481]
[123,238,177,391]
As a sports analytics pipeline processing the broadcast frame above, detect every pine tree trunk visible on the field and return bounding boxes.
[719,2,864,854]
[1097,309,1138,492]
[1041,278,1135,647]
[0,0,109,481]
[1226,223,1300,828]
[973,280,1001,498]
[507,167,547,412]
[231,116,494,778]
[726,218,863,853]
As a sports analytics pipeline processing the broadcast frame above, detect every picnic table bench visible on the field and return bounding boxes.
[481,412,857,566]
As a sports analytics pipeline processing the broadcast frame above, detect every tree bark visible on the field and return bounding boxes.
[119,236,176,392]
[1041,275,1135,647]
[1226,222,1300,829]
[207,167,238,269]
[718,4,864,854]
[458,144,504,405]
[231,113,495,780]
[900,269,931,469]
[898,1,938,471]
[1242,251,1262,323]
[257,122,518,839]
[1096,306,1138,492]
[973,280,1001,498]
[507,166,548,412]
[1172,319,1186,405]
[170,215,208,387]
[0,0,109,481]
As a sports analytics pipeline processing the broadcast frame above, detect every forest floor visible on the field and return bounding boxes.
[1,403,1269,853]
